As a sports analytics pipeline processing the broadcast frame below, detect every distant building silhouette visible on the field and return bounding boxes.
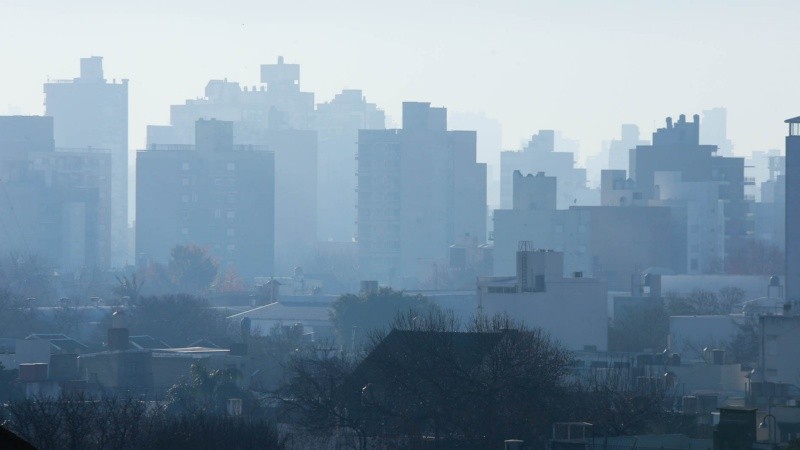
[500,130,594,210]
[752,152,785,249]
[136,119,274,279]
[512,171,556,211]
[0,116,111,270]
[44,56,129,267]
[493,169,682,289]
[449,112,502,207]
[146,57,317,271]
[650,172,724,273]
[700,107,734,157]
[629,114,748,268]
[357,102,487,286]
[608,124,648,172]
[315,90,385,242]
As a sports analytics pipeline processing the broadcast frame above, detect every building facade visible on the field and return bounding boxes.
[478,247,608,351]
[630,114,748,266]
[146,57,317,272]
[0,115,111,271]
[786,116,800,304]
[44,56,128,267]
[136,119,274,280]
[500,130,594,210]
[315,89,385,242]
[357,102,487,286]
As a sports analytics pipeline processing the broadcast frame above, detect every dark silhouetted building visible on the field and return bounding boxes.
[785,116,800,304]
[136,119,274,280]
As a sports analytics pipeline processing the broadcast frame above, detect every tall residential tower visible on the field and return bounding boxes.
[785,116,800,305]
[44,56,129,266]
[357,102,486,286]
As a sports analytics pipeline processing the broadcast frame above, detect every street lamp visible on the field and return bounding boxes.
[759,413,777,445]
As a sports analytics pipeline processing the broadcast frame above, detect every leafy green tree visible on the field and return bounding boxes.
[330,287,439,351]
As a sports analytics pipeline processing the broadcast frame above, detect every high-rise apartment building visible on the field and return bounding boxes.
[785,116,800,304]
[136,120,274,280]
[630,114,748,264]
[146,57,317,272]
[0,116,111,271]
[315,89,385,242]
[44,56,128,267]
[357,102,487,286]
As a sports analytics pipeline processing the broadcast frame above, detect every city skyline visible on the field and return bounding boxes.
[1,0,799,169]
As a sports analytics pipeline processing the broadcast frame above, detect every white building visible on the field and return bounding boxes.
[653,171,725,274]
[758,315,800,388]
[477,247,608,351]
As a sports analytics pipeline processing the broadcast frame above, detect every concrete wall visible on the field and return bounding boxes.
[480,278,608,351]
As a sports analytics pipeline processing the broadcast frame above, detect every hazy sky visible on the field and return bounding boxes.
[1,0,799,168]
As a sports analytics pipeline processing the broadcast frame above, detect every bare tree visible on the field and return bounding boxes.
[567,367,671,437]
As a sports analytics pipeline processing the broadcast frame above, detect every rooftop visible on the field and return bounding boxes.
[227,301,333,322]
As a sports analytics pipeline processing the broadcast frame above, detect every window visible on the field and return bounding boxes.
[214,209,221,219]
[227,162,236,171]
[226,211,235,219]
[181,195,189,203]
[181,162,190,171]
[226,228,235,237]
